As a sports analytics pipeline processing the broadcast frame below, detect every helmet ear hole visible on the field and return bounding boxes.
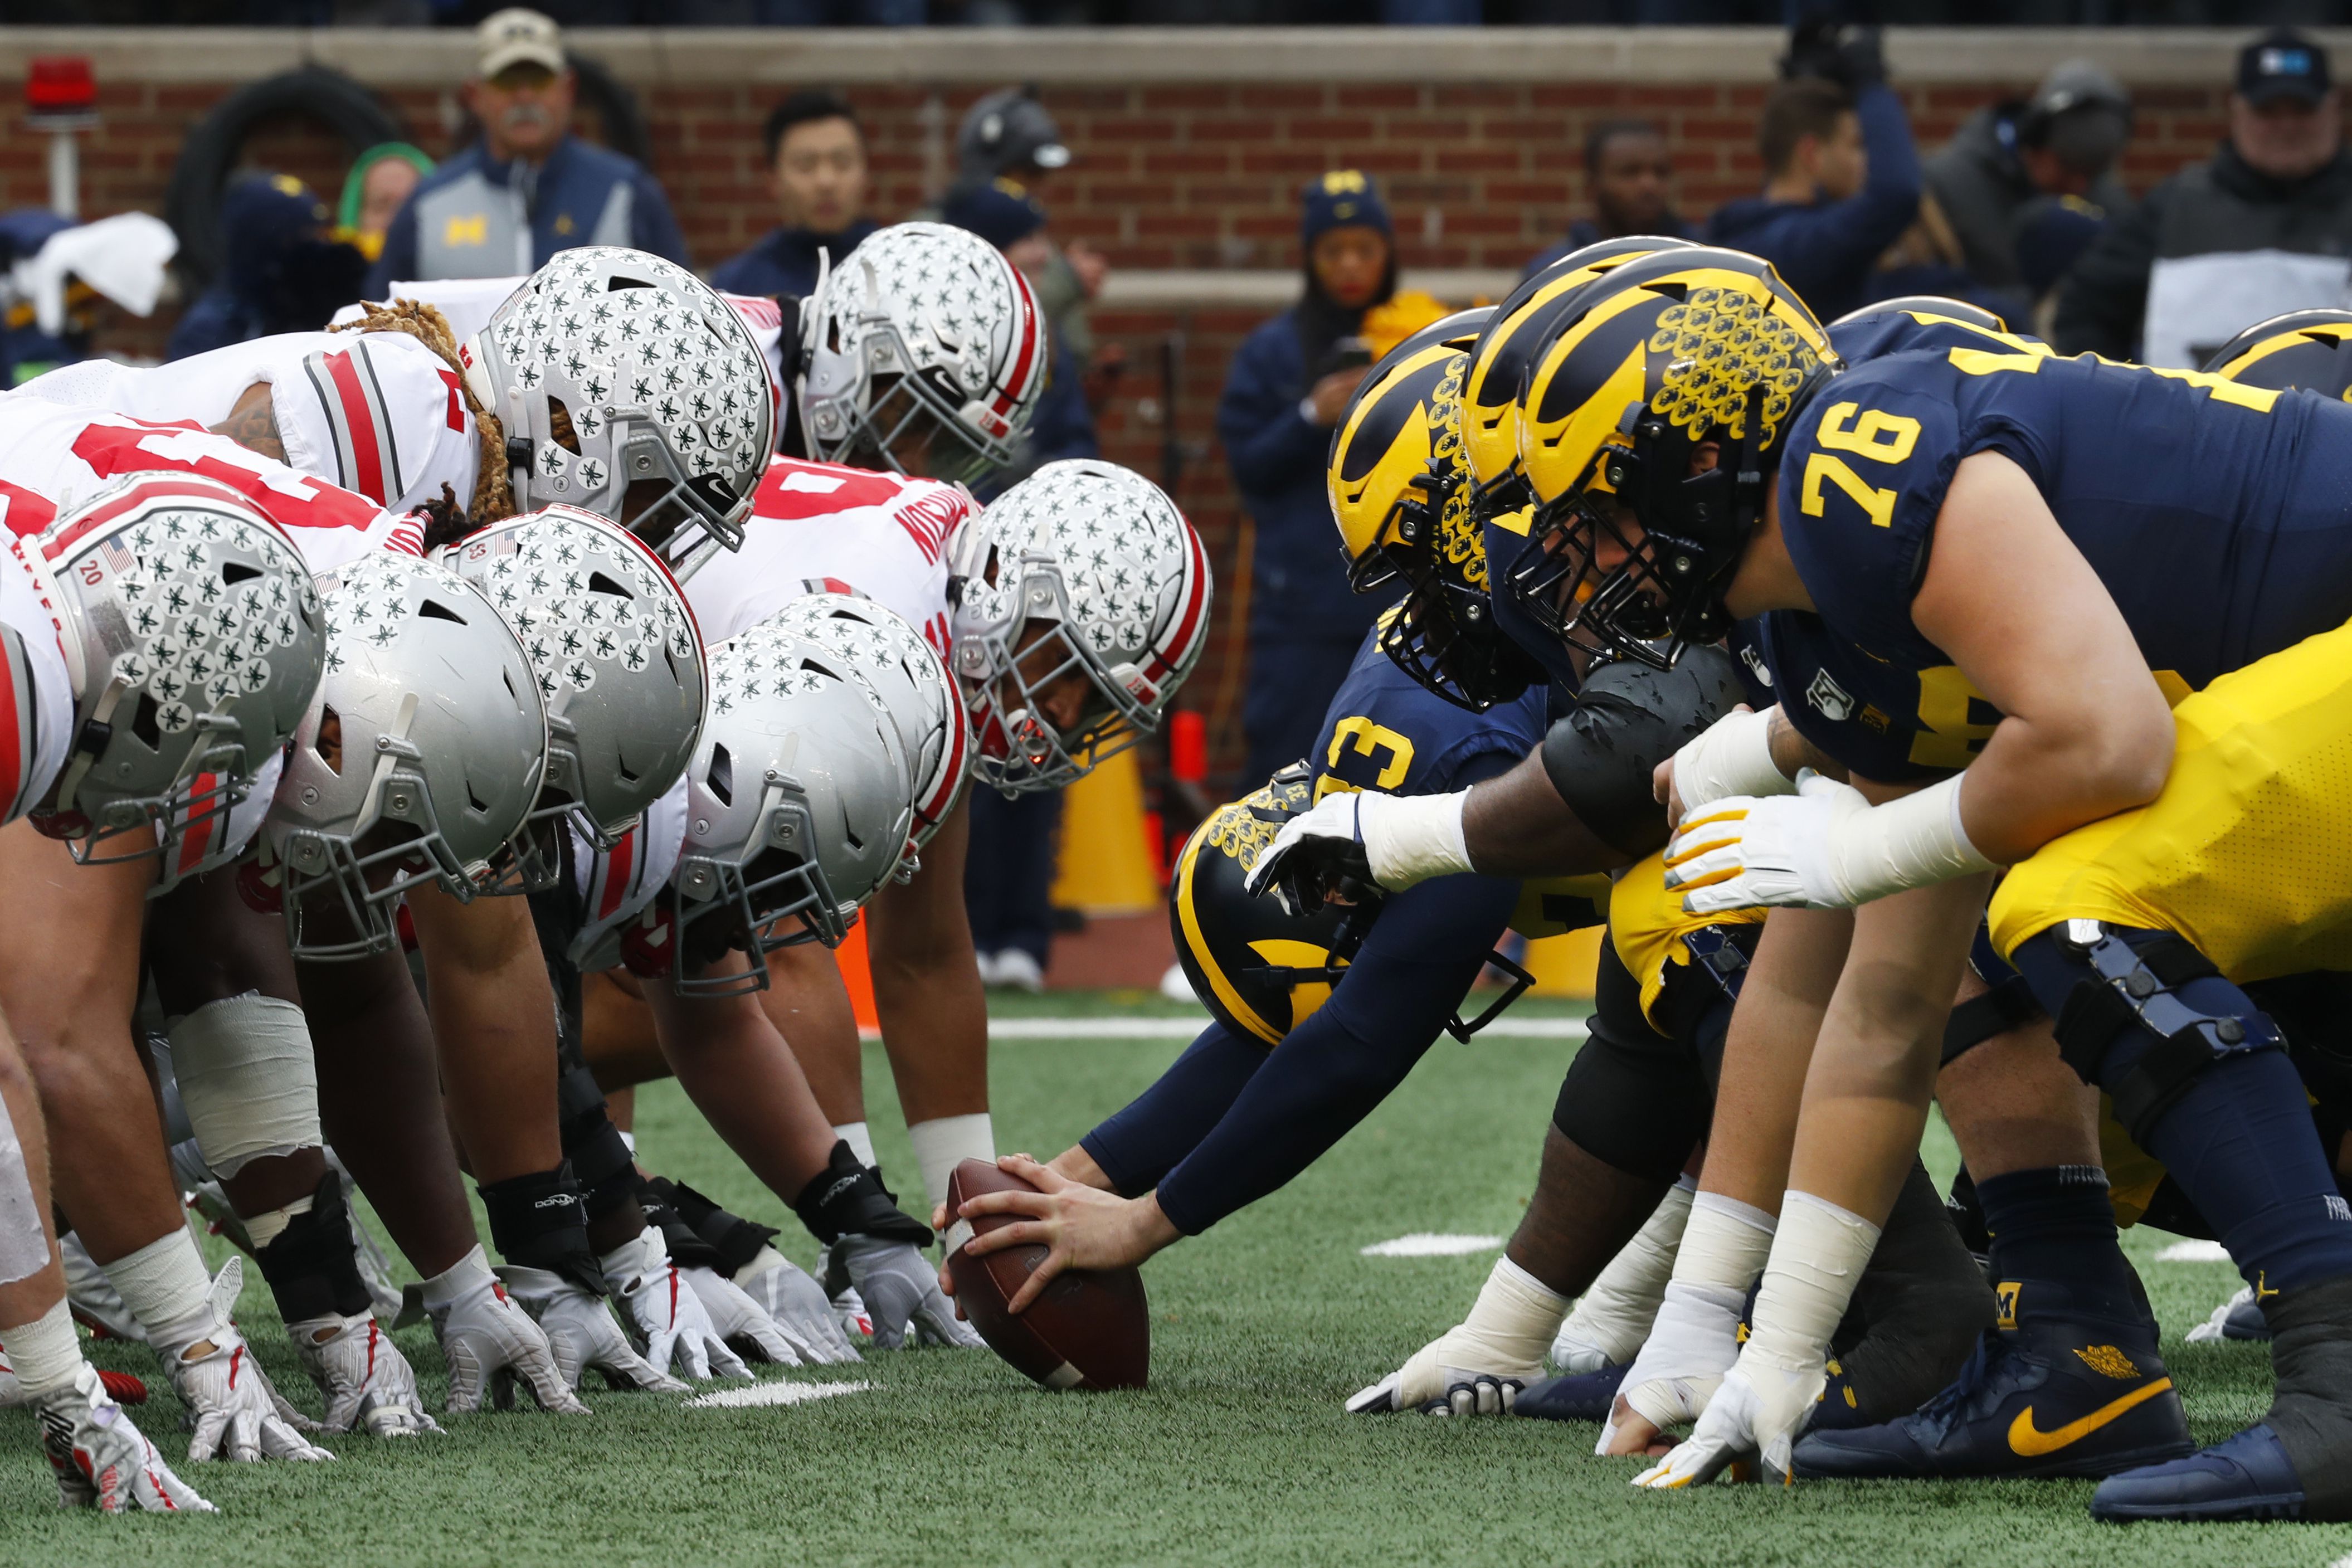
[587,571,631,598]
[417,598,468,625]
[129,693,162,751]
[222,561,261,587]
[547,397,582,455]
[315,704,343,777]
[707,742,733,808]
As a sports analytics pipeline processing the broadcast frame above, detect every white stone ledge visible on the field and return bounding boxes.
[0,26,2306,90]
[1095,266,1519,309]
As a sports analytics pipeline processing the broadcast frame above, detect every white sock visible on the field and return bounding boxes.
[0,1297,81,1399]
[832,1121,878,1170]
[418,1244,493,1312]
[908,1113,995,1215]
[245,1192,314,1251]
[103,1228,214,1349]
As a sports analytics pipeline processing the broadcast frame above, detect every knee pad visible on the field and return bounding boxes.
[167,993,319,1179]
[1551,1024,1710,1186]
[2021,922,2283,1147]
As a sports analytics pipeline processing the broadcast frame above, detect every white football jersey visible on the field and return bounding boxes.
[21,332,480,517]
[0,538,74,827]
[0,397,425,572]
[565,774,689,973]
[675,454,965,656]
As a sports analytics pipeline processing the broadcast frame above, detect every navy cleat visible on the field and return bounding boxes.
[2090,1425,2305,1522]
[1791,1309,2191,1481]
[1513,1363,1625,1424]
[1805,1356,1876,1433]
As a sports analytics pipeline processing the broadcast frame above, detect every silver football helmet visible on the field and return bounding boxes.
[760,592,965,873]
[21,474,324,893]
[947,460,1211,795]
[670,626,916,995]
[265,554,548,959]
[797,222,1049,486]
[463,246,776,554]
[439,505,707,892]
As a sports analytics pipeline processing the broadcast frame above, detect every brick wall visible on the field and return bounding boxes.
[0,28,2280,786]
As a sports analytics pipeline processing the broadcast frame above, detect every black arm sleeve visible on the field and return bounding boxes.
[1152,869,1523,1236]
[1080,1023,1270,1200]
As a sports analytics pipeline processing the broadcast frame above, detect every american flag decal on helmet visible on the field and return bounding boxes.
[306,344,405,507]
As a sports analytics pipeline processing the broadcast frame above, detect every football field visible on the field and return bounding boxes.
[3,991,2346,1567]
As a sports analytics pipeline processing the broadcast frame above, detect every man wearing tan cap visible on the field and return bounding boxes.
[366,8,686,295]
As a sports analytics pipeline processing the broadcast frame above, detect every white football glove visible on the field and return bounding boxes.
[151,1260,332,1464]
[1631,1348,1824,1489]
[835,1234,983,1350]
[37,1362,215,1513]
[494,1266,683,1394]
[735,1246,860,1364]
[1347,1258,1564,1416]
[682,1265,804,1366]
[1601,1280,1746,1454]
[286,1312,441,1437]
[602,1229,752,1382]
[1243,790,1471,913]
[427,1249,590,1415]
[1664,775,1867,913]
[1346,1341,1531,1418]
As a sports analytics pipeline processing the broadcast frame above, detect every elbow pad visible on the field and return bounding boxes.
[1542,647,1747,856]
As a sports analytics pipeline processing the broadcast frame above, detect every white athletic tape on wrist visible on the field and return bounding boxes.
[105,1228,216,1353]
[1745,1190,1882,1371]
[1399,1256,1568,1406]
[1673,1190,1777,1293]
[1559,1180,1694,1367]
[1360,790,1473,891]
[832,1121,879,1171]
[1671,707,1793,814]
[244,1194,315,1252]
[600,1226,670,1294]
[418,1244,494,1312]
[169,993,320,1180]
[0,1297,81,1399]
[1820,771,1994,904]
[1614,1278,1749,1438]
[909,1113,995,1217]
[0,1089,51,1287]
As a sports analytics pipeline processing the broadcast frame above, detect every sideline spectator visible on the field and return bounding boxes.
[1707,23,1921,324]
[366,8,685,295]
[939,175,1100,997]
[1922,61,2131,319]
[2056,29,2352,366]
[1526,119,1695,276]
[337,142,434,265]
[1217,170,1403,791]
[170,174,366,361]
[712,90,878,301]
[953,86,1113,398]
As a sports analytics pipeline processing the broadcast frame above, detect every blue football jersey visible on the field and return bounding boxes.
[1308,623,1548,801]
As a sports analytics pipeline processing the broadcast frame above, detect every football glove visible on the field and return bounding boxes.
[427,1248,590,1415]
[682,1265,803,1366]
[735,1246,860,1365]
[287,1312,440,1437]
[1602,1279,1746,1454]
[834,1234,984,1350]
[0,1356,145,1410]
[1347,1257,1564,1415]
[37,1362,214,1513]
[1631,1348,1824,1489]
[601,1229,752,1382]
[150,1259,332,1464]
[1664,772,1991,914]
[1243,791,1469,914]
[494,1265,684,1394]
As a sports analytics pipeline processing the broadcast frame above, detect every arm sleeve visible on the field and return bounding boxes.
[1079,1024,1269,1199]
[1773,84,1923,285]
[2050,181,2163,359]
[1153,868,1523,1236]
[366,196,420,300]
[631,170,692,268]
[1215,327,1329,495]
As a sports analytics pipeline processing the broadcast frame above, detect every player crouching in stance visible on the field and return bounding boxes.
[0,472,336,1506]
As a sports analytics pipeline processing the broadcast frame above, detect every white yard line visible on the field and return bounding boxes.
[2154,1240,2234,1264]
[987,1015,1589,1041]
[1360,1233,1504,1258]
[685,1379,873,1410]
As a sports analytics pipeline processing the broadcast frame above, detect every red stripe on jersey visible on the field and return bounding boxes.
[324,350,388,503]
[752,458,912,520]
[596,826,637,922]
[67,422,377,543]
[436,368,466,434]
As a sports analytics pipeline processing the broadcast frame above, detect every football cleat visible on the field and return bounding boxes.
[2090,1425,2306,1522]
[1513,1363,1627,1425]
[1791,1311,2190,1481]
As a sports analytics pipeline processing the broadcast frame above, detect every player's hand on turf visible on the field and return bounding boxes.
[1664,772,1869,913]
[1631,1348,1823,1489]
[495,1266,685,1394]
[430,1255,592,1415]
[835,1234,984,1349]
[603,1230,752,1382]
[733,1246,861,1364]
[1243,795,1378,914]
[288,1312,442,1436]
[1346,1327,1536,1416]
[37,1361,216,1513]
[1601,1280,1746,1457]
[951,1154,1181,1316]
[152,1260,332,1463]
[681,1265,802,1366]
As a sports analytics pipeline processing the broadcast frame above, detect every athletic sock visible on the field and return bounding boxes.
[1975,1165,2145,1328]
[832,1121,878,1170]
[908,1113,994,1216]
[0,1297,81,1399]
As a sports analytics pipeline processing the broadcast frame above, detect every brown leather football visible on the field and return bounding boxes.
[943,1158,1150,1391]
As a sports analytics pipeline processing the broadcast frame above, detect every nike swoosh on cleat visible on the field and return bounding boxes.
[2007,1378,2175,1457]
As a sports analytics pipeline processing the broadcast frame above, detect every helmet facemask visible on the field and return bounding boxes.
[1359,462,1545,713]
[817,362,1011,490]
[670,786,843,997]
[958,563,1137,796]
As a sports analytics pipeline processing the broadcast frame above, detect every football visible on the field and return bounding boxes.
[943,1158,1151,1391]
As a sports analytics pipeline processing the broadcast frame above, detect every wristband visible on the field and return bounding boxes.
[1359,790,1473,890]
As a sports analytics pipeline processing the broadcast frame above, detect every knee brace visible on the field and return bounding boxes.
[2036,922,2282,1145]
[1942,923,2044,1068]
[479,1162,601,1294]
[556,1064,637,1224]
[642,1176,778,1274]
[168,993,319,1179]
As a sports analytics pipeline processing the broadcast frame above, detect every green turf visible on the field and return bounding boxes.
[3,996,2345,1565]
